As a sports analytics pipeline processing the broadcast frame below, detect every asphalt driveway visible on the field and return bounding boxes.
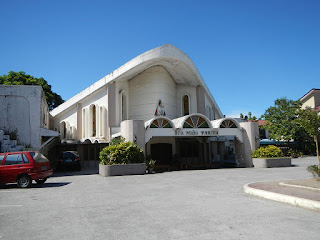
[1,157,319,240]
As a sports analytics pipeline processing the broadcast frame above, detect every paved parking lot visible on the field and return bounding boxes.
[1,157,320,240]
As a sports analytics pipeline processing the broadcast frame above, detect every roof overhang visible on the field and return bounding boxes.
[51,44,223,117]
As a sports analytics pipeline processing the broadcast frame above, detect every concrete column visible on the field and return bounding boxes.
[208,142,212,163]
[121,120,146,153]
[240,128,253,167]
[239,122,260,152]
[85,109,89,138]
[77,103,82,140]
[196,86,205,115]
[107,83,116,127]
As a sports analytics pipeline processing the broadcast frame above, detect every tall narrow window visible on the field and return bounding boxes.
[60,122,66,139]
[121,91,128,121]
[183,95,190,116]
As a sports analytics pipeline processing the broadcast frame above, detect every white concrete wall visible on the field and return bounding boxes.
[52,87,108,141]
[176,84,197,116]
[128,66,177,121]
[239,122,260,151]
[115,80,129,125]
[40,92,50,129]
[0,85,43,148]
[205,95,214,120]
[301,96,315,109]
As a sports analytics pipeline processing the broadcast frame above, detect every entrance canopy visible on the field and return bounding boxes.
[145,114,243,143]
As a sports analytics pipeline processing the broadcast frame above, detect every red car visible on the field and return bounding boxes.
[0,151,53,188]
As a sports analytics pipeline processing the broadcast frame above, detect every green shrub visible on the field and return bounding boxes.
[109,137,125,146]
[100,141,145,165]
[252,145,284,158]
[307,165,320,178]
[288,149,303,158]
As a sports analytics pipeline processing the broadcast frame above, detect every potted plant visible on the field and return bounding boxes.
[147,159,156,173]
[252,145,291,168]
[99,140,146,176]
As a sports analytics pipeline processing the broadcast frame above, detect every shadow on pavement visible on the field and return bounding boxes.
[52,169,98,178]
[1,182,71,189]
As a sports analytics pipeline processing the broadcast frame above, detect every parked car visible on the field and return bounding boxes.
[56,151,81,171]
[0,151,53,188]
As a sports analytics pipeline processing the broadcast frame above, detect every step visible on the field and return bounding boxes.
[2,135,10,141]
[10,140,17,147]
[2,139,11,145]
[1,144,11,152]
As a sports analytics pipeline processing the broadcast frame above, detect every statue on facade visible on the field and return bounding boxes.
[155,100,166,116]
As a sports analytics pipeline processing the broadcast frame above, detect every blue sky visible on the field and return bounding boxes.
[1,0,319,118]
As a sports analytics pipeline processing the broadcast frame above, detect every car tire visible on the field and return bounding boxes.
[35,178,47,184]
[17,175,32,188]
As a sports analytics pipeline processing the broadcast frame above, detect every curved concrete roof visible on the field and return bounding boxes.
[145,116,175,129]
[211,118,241,128]
[51,44,223,117]
[172,113,213,129]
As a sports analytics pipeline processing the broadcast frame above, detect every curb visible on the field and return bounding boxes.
[244,183,320,212]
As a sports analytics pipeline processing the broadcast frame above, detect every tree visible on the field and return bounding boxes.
[262,98,307,142]
[0,71,64,110]
[296,108,320,167]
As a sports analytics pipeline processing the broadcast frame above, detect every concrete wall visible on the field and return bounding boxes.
[120,120,145,153]
[128,66,177,121]
[301,90,320,109]
[0,85,45,148]
[176,84,197,116]
[52,87,108,141]
[239,122,259,152]
[115,80,129,125]
[196,86,206,115]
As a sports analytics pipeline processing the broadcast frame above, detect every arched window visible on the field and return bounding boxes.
[183,116,210,128]
[220,120,237,128]
[60,121,67,139]
[182,95,190,116]
[89,105,98,137]
[150,118,173,128]
[121,91,128,121]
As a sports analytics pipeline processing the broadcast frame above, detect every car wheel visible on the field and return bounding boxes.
[17,175,32,188]
[35,178,47,184]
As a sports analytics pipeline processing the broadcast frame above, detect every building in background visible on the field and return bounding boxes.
[300,88,320,111]
[0,85,58,153]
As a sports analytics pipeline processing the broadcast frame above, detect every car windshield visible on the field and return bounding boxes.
[61,152,78,159]
[30,152,49,163]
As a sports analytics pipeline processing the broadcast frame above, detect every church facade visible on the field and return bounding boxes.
[50,44,258,169]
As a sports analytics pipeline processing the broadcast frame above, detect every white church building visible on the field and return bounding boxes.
[50,44,258,169]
